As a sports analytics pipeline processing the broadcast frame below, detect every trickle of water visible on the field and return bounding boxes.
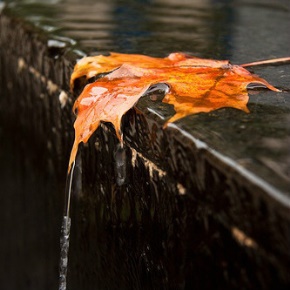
[59,215,71,290]
[114,143,127,186]
[58,160,76,290]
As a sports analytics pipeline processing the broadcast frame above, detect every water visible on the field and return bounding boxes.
[59,216,71,290]
[114,143,127,186]
[59,141,127,289]
[58,160,75,290]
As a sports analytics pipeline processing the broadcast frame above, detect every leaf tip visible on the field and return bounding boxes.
[68,139,79,174]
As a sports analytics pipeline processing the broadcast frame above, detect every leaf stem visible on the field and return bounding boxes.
[241,57,290,68]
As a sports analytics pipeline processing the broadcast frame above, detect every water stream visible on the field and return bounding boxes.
[58,141,126,289]
[58,160,76,290]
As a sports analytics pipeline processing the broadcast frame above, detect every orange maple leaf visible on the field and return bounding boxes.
[68,52,284,172]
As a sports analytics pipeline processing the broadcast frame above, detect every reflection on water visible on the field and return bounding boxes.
[9,0,290,63]
[7,0,238,58]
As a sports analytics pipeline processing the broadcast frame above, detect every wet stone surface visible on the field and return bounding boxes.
[0,0,290,289]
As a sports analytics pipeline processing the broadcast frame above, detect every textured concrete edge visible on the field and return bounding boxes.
[0,7,77,91]
[0,10,77,175]
[120,105,290,263]
[169,123,290,212]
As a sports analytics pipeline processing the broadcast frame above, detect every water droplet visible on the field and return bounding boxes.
[247,82,267,90]
[114,143,127,186]
[143,83,170,101]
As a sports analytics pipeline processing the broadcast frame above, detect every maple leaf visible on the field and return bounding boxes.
[68,52,285,172]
